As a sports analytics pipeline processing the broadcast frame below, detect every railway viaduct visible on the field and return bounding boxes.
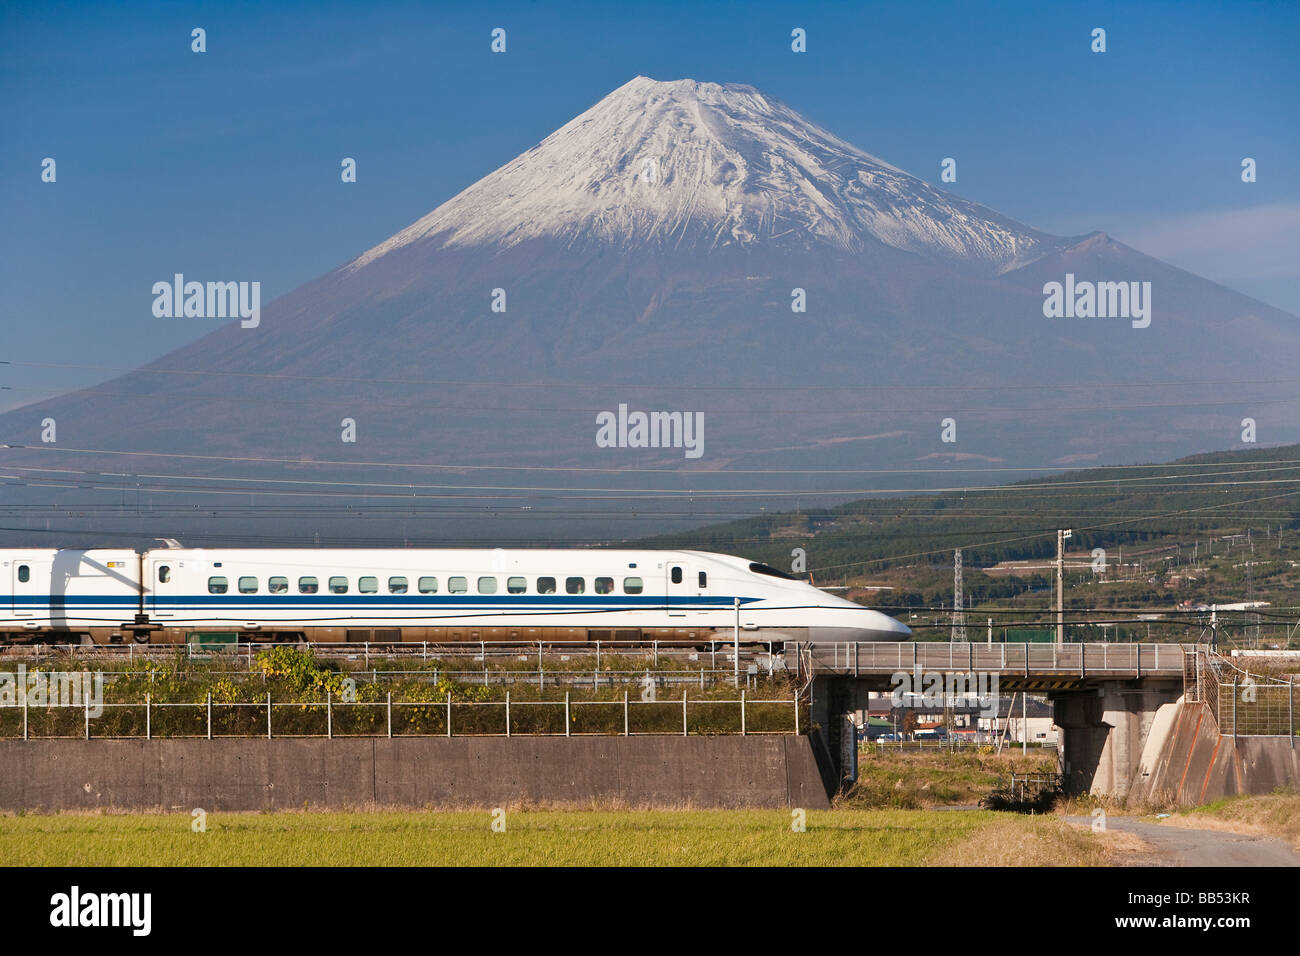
[803,641,1193,799]
[2,640,1295,811]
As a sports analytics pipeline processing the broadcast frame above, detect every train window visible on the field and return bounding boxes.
[17,564,30,583]
[329,576,349,594]
[449,576,468,594]
[389,576,409,594]
[671,566,683,584]
[238,576,258,594]
[594,576,614,595]
[417,576,437,594]
[537,576,556,594]
[359,576,378,593]
[623,576,644,594]
[698,571,707,588]
[158,566,170,583]
[299,576,319,594]
[507,576,527,594]
[269,576,288,594]
[208,576,229,594]
[477,576,498,594]
[565,577,585,594]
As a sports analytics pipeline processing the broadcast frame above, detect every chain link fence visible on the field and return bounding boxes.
[1186,645,1297,737]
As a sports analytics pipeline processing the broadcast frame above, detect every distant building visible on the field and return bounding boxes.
[857,691,1059,745]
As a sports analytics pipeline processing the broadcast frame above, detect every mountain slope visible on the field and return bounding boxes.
[1,76,1297,546]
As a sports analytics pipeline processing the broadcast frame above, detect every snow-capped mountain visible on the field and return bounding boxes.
[2,76,1297,545]
[349,77,1063,271]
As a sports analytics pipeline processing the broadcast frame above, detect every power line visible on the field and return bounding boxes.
[803,489,1300,573]
[5,441,1299,478]
[5,359,1297,393]
[6,381,1300,415]
[4,472,1299,505]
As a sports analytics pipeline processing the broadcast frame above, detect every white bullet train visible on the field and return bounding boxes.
[0,546,910,646]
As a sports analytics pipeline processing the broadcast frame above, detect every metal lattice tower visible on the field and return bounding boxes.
[951,548,967,641]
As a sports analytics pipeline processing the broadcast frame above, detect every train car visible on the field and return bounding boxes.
[2,549,145,642]
[1,546,911,645]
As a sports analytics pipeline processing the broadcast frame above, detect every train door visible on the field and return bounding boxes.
[147,558,175,618]
[11,557,46,618]
[665,561,688,617]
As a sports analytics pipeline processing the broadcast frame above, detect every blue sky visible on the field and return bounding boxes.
[2,0,1296,408]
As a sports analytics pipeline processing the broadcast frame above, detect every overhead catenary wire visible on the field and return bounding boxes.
[5,381,1299,415]
[802,488,1300,573]
[4,359,1297,393]
[5,441,1300,478]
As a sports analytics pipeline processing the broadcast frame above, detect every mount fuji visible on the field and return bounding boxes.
[3,76,1297,543]
[349,77,1064,269]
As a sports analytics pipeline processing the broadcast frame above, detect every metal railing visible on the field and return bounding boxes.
[1215,656,1296,740]
[1183,645,1296,740]
[0,640,792,694]
[0,639,785,685]
[4,639,1203,685]
[1006,772,1063,800]
[0,690,802,740]
[808,641,1190,677]
[864,738,1056,752]
[0,638,774,664]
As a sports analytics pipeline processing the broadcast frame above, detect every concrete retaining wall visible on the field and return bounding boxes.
[0,735,831,811]
[1128,700,1299,805]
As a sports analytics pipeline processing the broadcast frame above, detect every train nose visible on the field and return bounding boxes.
[870,612,912,639]
[811,608,911,642]
[856,611,911,641]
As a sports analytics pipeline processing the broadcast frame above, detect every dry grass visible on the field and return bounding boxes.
[1161,791,1300,849]
[942,813,1140,866]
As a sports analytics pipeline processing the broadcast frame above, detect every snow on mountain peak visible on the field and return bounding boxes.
[348,76,1060,271]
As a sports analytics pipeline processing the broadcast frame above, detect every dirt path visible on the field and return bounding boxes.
[1067,815,1300,866]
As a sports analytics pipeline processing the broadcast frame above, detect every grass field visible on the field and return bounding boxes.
[0,807,1120,866]
[846,748,1058,809]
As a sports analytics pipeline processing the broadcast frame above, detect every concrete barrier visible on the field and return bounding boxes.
[1128,700,1299,805]
[0,736,832,812]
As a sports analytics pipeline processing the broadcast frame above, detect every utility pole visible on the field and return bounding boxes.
[1056,529,1072,644]
[1022,692,1028,756]
[951,548,966,641]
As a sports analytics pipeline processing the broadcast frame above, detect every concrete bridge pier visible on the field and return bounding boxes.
[809,675,865,791]
[1052,681,1182,798]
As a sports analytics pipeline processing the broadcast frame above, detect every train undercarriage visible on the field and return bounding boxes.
[1,623,773,647]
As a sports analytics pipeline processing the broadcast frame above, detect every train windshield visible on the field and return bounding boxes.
[748,562,798,581]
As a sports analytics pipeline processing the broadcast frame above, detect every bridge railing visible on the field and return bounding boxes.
[806,641,1191,677]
